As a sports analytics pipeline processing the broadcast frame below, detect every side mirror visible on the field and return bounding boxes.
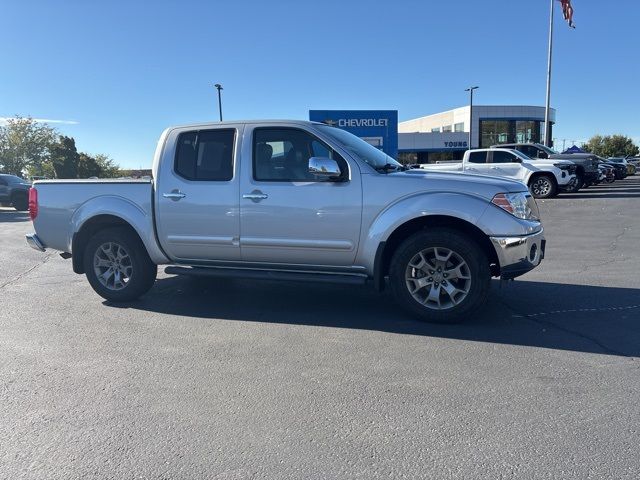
[538,152,548,159]
[308,157,341,180]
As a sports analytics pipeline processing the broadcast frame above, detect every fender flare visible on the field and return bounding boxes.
[69,195,168,271]
[358,191,493,275]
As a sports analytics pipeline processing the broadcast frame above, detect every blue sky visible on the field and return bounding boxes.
[2,0,639,168]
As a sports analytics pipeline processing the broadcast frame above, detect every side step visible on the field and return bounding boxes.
[164,266,369,285]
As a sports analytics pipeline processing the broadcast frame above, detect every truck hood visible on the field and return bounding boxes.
[381,169,528,200]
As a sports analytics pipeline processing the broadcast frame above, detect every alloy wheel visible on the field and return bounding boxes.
[404,247,472,310]
[93,242,133,291]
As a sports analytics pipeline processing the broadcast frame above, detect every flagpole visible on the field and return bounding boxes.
[544,0,554,147]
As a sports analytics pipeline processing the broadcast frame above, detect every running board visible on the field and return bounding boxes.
[164,266,369,285]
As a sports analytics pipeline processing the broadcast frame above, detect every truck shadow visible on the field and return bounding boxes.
[0,208,29,222]
[110,276,640,358]
[557,177,640,199]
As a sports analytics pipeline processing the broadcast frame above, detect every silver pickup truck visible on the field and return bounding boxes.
[26,120,545,323]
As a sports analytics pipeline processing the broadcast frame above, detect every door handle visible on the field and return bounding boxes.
[243,191,268,202]
[490,166,500,170]
[163,191,186,200]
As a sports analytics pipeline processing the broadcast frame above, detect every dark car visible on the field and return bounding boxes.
[598,159,627,180]
[0,174,31,211]
[492,143,601,191]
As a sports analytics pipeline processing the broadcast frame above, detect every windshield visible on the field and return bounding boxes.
[316,125,402,170]
[537,144,559,155]
[1,175,27,184]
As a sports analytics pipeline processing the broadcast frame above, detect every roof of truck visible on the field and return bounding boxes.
[168,119,323,129]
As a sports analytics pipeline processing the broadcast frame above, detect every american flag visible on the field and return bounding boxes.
[559,0,576,28]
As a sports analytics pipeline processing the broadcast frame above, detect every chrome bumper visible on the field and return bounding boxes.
[490,229,545,280]
[26,233,46,252]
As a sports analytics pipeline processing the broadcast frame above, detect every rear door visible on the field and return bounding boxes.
[464,151,492,175]
[155,126,242,262]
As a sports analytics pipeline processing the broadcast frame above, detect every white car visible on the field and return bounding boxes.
[420,148,577,199]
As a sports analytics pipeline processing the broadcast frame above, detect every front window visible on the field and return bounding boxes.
[316,125,402,171]
[253,127,347,182]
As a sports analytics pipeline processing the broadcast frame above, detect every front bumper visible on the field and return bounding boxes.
[26,233,46,252]
[490,229,545,280]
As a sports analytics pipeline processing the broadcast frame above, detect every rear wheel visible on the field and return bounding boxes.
[83,227,157,302]
[529,174,557,198]
[389,228,491,324]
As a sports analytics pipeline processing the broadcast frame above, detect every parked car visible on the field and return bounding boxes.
[494,143,601,190]
[598,164,615,184]
[607,157,636,176]
[420,148,576,199]
[25,120,546,324]
[0,174,31,211]
[600,158,628,180]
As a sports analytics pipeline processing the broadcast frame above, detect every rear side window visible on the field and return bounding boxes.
[175,129,235,181]
[467,151,487,164]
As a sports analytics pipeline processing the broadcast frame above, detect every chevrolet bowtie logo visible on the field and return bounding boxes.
[323,119,337,126]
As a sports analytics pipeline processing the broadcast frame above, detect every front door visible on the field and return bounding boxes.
[490,150,527,182]
[239,126,362,267]
[156,126,242,262]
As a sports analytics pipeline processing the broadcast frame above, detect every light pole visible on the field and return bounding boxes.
[544,0,554,146]
[465,86,478,149]
[214,83,223,121]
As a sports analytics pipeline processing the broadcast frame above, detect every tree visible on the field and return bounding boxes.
[0,116,57,176]
[75,152,121,178]
[94,154,120,178]
[77,153,102,178]
[50,136,80,179]
[581,134,639,158]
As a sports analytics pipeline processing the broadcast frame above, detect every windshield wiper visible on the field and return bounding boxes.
[375,163,406,173]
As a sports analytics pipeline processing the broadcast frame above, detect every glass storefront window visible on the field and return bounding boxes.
[480,119,547,147]
[442,125,452,132]
[454,122,464,132]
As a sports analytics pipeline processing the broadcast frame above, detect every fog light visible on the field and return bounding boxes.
[530,243,538,262]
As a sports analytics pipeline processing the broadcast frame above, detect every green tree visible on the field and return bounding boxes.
[0,116,57,176]
[581,134,639,158]
[94,153,121,178]
[50,136,80,179]
[77,153,102,178]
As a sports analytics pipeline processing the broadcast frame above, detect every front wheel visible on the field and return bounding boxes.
[529,174,557,198]
[564,173,583,193]
[83,227,157,302]
[389,228,491,324]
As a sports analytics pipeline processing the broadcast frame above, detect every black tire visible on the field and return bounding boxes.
[564,172,583,193]
[528,174,557,199]
[389,228,491,324]
[12,192,28,211]
[83,226,157,302]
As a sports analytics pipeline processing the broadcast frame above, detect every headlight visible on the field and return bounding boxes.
[553,163,569,169]
[491,192,540,221]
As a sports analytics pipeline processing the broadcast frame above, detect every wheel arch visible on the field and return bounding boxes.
[373,215,500,291]
[72,215,145,274]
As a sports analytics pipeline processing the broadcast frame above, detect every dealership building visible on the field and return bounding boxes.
[309,105,556,164]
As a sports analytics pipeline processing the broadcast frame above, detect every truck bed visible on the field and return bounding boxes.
[33,179,153,253]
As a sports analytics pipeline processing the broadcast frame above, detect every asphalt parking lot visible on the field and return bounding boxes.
[1,177,639,479]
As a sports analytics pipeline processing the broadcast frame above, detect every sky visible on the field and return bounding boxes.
[1,0,639,168]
